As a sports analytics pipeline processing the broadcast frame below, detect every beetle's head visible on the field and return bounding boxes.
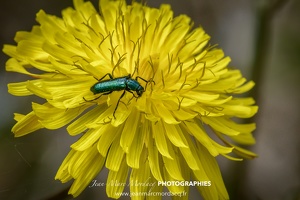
[136,85,144,97]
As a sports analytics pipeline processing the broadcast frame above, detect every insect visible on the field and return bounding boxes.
[86,73,150,118]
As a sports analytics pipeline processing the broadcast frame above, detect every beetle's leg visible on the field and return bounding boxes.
[136,76,156,85]
[83,91,112,102]
[126,90,139,98]
[135,76,148,83]
[124,90,139,105]
[83,95,101,102]
[136,76,156,92]
[97,73,113,81]
[113,90,126,119]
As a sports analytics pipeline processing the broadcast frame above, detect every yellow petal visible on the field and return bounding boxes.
[12,112,44,136]
[42,41,75,64]
[194,143,229,200]
[162,141,184,181]
[68,145,105,197]
[126,121,146,168]
[36,10,66,44]
[129,156,151,199]
[106,138,125,171]
[147,135,163,181]
[67,104,107,135]
[183,120,219,156]
[221,104,258,118]
[71,126,106,151]
[26,80,52,99]
[221,154,243,161]
[154,101,180,124]
[32,102,88,129]
[230,133,256,145]
[55,149,75,183]
[233,145,258,159]
[97,125,121,157]
[17,40,48,60]
[211,140,234,155]
[171,107,197,121]
[120,108,140,153]
[8,82,34,96]
[233,80,255,94]
[183,91,219,102]
[162,167,185,194]
[106,157,129,198]
[178,132,202,171]
[163,123,188,148]
[212,117,256,137]
[5,58,52,78]
[49,56,87,75]
[152,120,172,159]
[202,117,240,136]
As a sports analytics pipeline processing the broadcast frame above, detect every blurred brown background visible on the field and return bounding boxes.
[0,0,299,199]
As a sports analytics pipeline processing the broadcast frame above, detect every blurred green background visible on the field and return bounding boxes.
[1,0,299,199]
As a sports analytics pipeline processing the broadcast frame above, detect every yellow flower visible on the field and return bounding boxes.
[3,0,258,199]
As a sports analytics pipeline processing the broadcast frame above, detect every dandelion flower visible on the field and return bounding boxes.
[3,0,258,199]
